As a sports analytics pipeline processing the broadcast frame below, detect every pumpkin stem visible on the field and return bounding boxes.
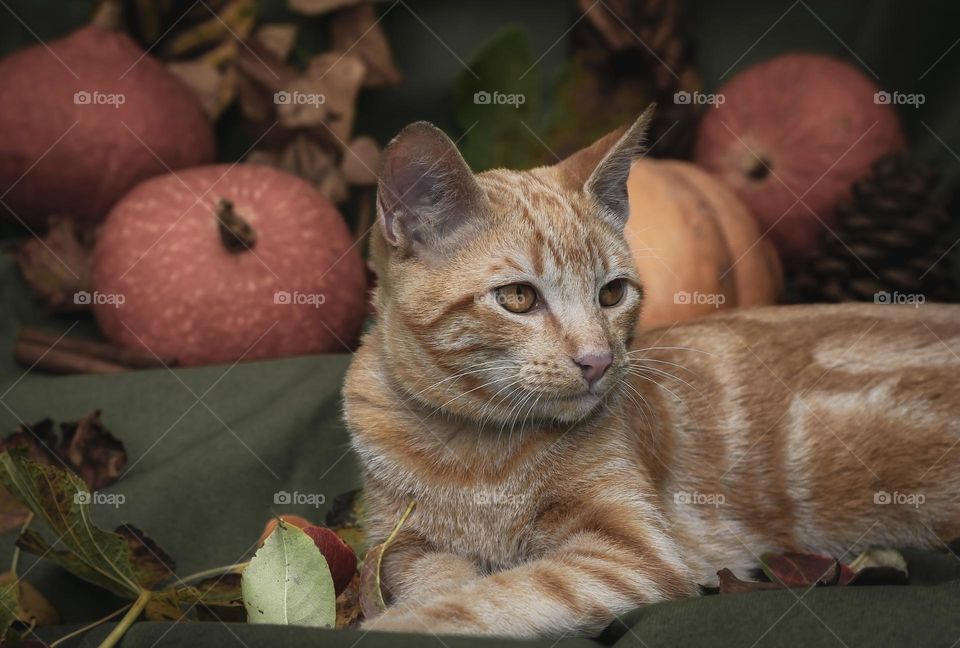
[216,199,257,253]
[91,0,124,31]
[747,156,772,181]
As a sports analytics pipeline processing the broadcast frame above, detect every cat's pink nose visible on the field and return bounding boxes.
[575,352,612,387]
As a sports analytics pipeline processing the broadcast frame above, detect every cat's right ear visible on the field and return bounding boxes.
[376,122,489,255]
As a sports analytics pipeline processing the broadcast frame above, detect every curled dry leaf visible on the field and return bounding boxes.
[14,217,93,312]
[0,572,59,627]
[168,61,229,119]
[330,5,402,87]
[358,501,415,620]
[288,0,364,16]
[306,52,365,144]
[760,552,854,588]
[342,136,381,185]
[277,136,349,204]
[276,78,329,129]
[716,568,783,594]
[58,410,127,491]
[717,549,909,595]
[847,547,909,586]
[255,24,298,61]
[336,572,361,628]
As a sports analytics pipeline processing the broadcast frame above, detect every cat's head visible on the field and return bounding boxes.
[369,106,653,427]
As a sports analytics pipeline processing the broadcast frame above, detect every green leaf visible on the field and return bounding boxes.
[242,520,336,627]
[453,26,546,171]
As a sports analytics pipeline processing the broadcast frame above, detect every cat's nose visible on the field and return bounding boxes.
[575,352,612,387]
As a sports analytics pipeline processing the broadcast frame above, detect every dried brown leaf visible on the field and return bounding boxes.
[0,572,59,627]
[289,0,365,16]
[255,24,298,61]
[276,78,329,129]
[342,136,380,185]
[336,571,361,628]
[716,568,782,594]
[168,61,230,119]
[330,5,401,87]
[14,217,93,313]
[305,52,365,144]
[115,524,176,589]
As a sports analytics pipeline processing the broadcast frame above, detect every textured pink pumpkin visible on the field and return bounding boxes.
[695,53,905,261]
[0,25,214,227]
[92,165,367,366]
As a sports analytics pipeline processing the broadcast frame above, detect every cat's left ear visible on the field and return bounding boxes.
[555,104,655,229]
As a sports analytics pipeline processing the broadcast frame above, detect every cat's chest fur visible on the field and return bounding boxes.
[355,425,567,570]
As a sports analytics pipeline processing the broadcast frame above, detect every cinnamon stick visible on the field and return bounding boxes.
[14,340,129,374]
[18,328,176,369]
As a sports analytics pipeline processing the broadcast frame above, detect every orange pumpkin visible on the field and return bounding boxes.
[625,159,782,328]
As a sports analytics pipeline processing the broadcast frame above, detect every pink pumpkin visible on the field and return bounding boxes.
[0,24,214,227]
[92,165,367,366]
[694,53,905,261]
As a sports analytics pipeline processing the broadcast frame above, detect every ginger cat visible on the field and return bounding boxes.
[343,106,960,638]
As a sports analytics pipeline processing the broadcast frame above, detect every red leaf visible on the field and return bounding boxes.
[760,552,854,588]
[717,568,783,594]
[302,525,357,596]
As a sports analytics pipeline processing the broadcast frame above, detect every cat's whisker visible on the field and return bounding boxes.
[616,380,653,434]
[627,345,715,357]
[627,356,698,377]
[475,376,529,434]
[627,364,703,397]
[432,374,518,415]
[409,361,517,400]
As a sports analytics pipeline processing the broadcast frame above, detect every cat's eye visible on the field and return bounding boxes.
[494,283,538,314]
[599,279,626,307]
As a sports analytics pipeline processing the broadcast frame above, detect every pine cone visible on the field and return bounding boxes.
[573,0,702,159]
[790,154,958,303]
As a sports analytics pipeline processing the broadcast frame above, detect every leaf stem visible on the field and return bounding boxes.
[177,561,249,584]
[48,602,132,648]
[97,590,151,648]
[9,511,34,574]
